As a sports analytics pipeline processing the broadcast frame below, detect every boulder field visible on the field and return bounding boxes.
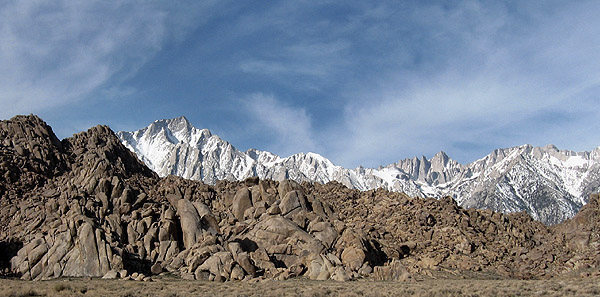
[0,115,599,281]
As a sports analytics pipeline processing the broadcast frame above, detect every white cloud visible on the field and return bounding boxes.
[0,1,228,119]
[240,40,350,80]
[332,1,600,167]
[0,1,169,118]
[244,93,318,157]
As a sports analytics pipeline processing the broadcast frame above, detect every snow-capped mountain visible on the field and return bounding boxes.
[117,116,600,225]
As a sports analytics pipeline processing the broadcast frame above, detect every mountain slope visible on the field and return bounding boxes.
[118,116,600,224]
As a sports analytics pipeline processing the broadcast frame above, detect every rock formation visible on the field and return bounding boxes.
[1,115,599,282]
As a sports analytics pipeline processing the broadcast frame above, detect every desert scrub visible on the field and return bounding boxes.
[52,283,69,292]
[3,289,43,297]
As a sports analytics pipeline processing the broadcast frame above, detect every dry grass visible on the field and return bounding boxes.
[0,277,599,297]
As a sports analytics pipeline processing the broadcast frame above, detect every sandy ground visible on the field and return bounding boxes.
[1,276,599,297]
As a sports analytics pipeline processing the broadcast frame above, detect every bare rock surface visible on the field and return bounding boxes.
[1,115,600,282]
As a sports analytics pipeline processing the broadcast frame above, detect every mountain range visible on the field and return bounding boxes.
[117,116,600,225]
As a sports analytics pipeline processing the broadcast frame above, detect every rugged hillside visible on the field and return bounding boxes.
[118,116,600,224]
[1,115,599,282]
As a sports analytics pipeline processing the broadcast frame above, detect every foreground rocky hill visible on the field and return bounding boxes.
[1,115,599,282]
[118,116,600,225]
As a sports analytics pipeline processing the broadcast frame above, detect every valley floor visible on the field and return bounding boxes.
[1,276,599,297]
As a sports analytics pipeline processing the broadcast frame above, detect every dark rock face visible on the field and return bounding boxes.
[1,115,599,281]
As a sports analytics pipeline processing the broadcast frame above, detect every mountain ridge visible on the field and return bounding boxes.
[117,116,600,225]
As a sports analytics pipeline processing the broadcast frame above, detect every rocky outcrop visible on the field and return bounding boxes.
[1,115,600,282]
[9,218,121,280]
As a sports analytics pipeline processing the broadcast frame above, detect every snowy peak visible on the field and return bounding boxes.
[431,151,449,166]
[117,116,243,181]
[166,115,191,129]
[118,117,600,225]
[391,151,463,186]
[155,116,212,145]
[246,148,281,165]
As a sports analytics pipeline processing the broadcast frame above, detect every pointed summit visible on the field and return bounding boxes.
[168,115,190,125]
[149,116,190,130]
[432,151,449,162]
[163,116,191,132]
[164,116,213,139]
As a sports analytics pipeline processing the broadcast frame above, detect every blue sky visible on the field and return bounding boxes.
[2,0,600,168]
